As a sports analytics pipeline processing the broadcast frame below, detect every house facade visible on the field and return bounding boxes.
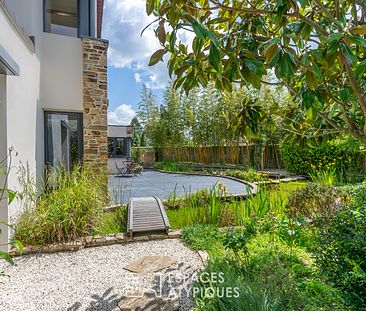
[0,0,108,250]
[108,125,133,174]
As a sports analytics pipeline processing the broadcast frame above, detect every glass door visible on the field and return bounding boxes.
[45,111,83,170]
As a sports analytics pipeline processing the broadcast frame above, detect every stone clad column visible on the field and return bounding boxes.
[81,37,108,172]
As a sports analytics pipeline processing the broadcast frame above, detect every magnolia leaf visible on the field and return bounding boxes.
[244,59,266,76]
[264,44,278,63]
[268,49,281,67]
[327,41,339,55]
[306,70,318,91]
[341,44,357,65]
[347,35,366,48]
[206,30,219,47]
[356,61,366,80]
[168,58,175,78]
[157,26,166,44]
[148,49,167,66]
[350,24,366,35]
[302,91,315,109]
[169,30,177,49]
[192,37,203,57]
[146,0,155,15]
[208,43,221,72]
[327,33,343,43]
[311,62,322,80]
[192,22,207,40]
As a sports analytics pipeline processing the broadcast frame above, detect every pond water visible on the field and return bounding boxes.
[108,170,250,204]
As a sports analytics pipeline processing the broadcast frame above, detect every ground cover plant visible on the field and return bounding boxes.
[183,225,348,311]
[177,181,366,310]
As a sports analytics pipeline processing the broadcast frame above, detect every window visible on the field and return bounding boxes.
[108,138,131,158]
[44,0,78,37]
[45,112,83,170]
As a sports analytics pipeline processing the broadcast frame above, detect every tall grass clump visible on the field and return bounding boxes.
[14,165,107,245]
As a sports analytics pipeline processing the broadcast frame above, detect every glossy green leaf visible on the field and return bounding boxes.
[327,41,339,55]
[327,33,343,43]
[350,24,366,35]
[146,0,155,15]
[302,91,315,109]
[148,49,167,66]
[341,44,357,65]
[306,70,318,91]
[192,22,207,40]
[244,59,266,76]
[347,36,366,48]
[192,37,203,57]
[208,43,221,72]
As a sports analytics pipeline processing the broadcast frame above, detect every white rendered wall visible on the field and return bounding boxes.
[41,32,83,113]
[0,5,41,229]
[0,75,8,250]
[4,0,43,36]
[108,125,134,138]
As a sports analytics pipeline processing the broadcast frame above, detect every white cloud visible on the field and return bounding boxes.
[108,104,136,125]
[134,73,142,83]
[103,0,194,89]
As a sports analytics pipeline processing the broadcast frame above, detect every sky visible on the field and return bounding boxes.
[102,0,169,125]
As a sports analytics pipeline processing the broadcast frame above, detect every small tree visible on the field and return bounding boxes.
[146,0,366,143]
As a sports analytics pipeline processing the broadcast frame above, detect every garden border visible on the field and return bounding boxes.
[9,230,182,257]
[152,168,259,198]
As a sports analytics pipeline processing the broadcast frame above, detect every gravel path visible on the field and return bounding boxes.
[0,239,204,311]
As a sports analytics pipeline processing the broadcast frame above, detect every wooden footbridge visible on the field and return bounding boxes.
[127,197,170,237]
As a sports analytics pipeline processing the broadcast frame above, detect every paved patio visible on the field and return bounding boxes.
[109,170,250,204]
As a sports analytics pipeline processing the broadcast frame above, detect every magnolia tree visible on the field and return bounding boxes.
[145,0,366,142]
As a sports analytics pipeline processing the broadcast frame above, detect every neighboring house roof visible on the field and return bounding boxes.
[97,0,104,38]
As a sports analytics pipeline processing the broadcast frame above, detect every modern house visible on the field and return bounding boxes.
[0,0,108,250]
[108,125,133,174]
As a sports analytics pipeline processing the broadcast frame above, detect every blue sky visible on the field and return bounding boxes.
[102,0,168,125]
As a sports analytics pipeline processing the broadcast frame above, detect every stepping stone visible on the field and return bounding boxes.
[118,292,180,311]
[124,256,177,273]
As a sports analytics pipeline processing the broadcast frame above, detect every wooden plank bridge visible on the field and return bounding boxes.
[128,196,170,237]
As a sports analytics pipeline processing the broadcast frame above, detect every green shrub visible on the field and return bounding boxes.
[193,233,346,311]
[343,182,366,209]
[314,205,366,308]
[280,140,364,183]
[14,166,107,245]
[225,168,269,182]
[286,183,342,226]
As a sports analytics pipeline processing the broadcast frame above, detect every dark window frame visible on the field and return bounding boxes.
[108,137,131,158]
[44,111,84,168]
[43,0,96,38]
